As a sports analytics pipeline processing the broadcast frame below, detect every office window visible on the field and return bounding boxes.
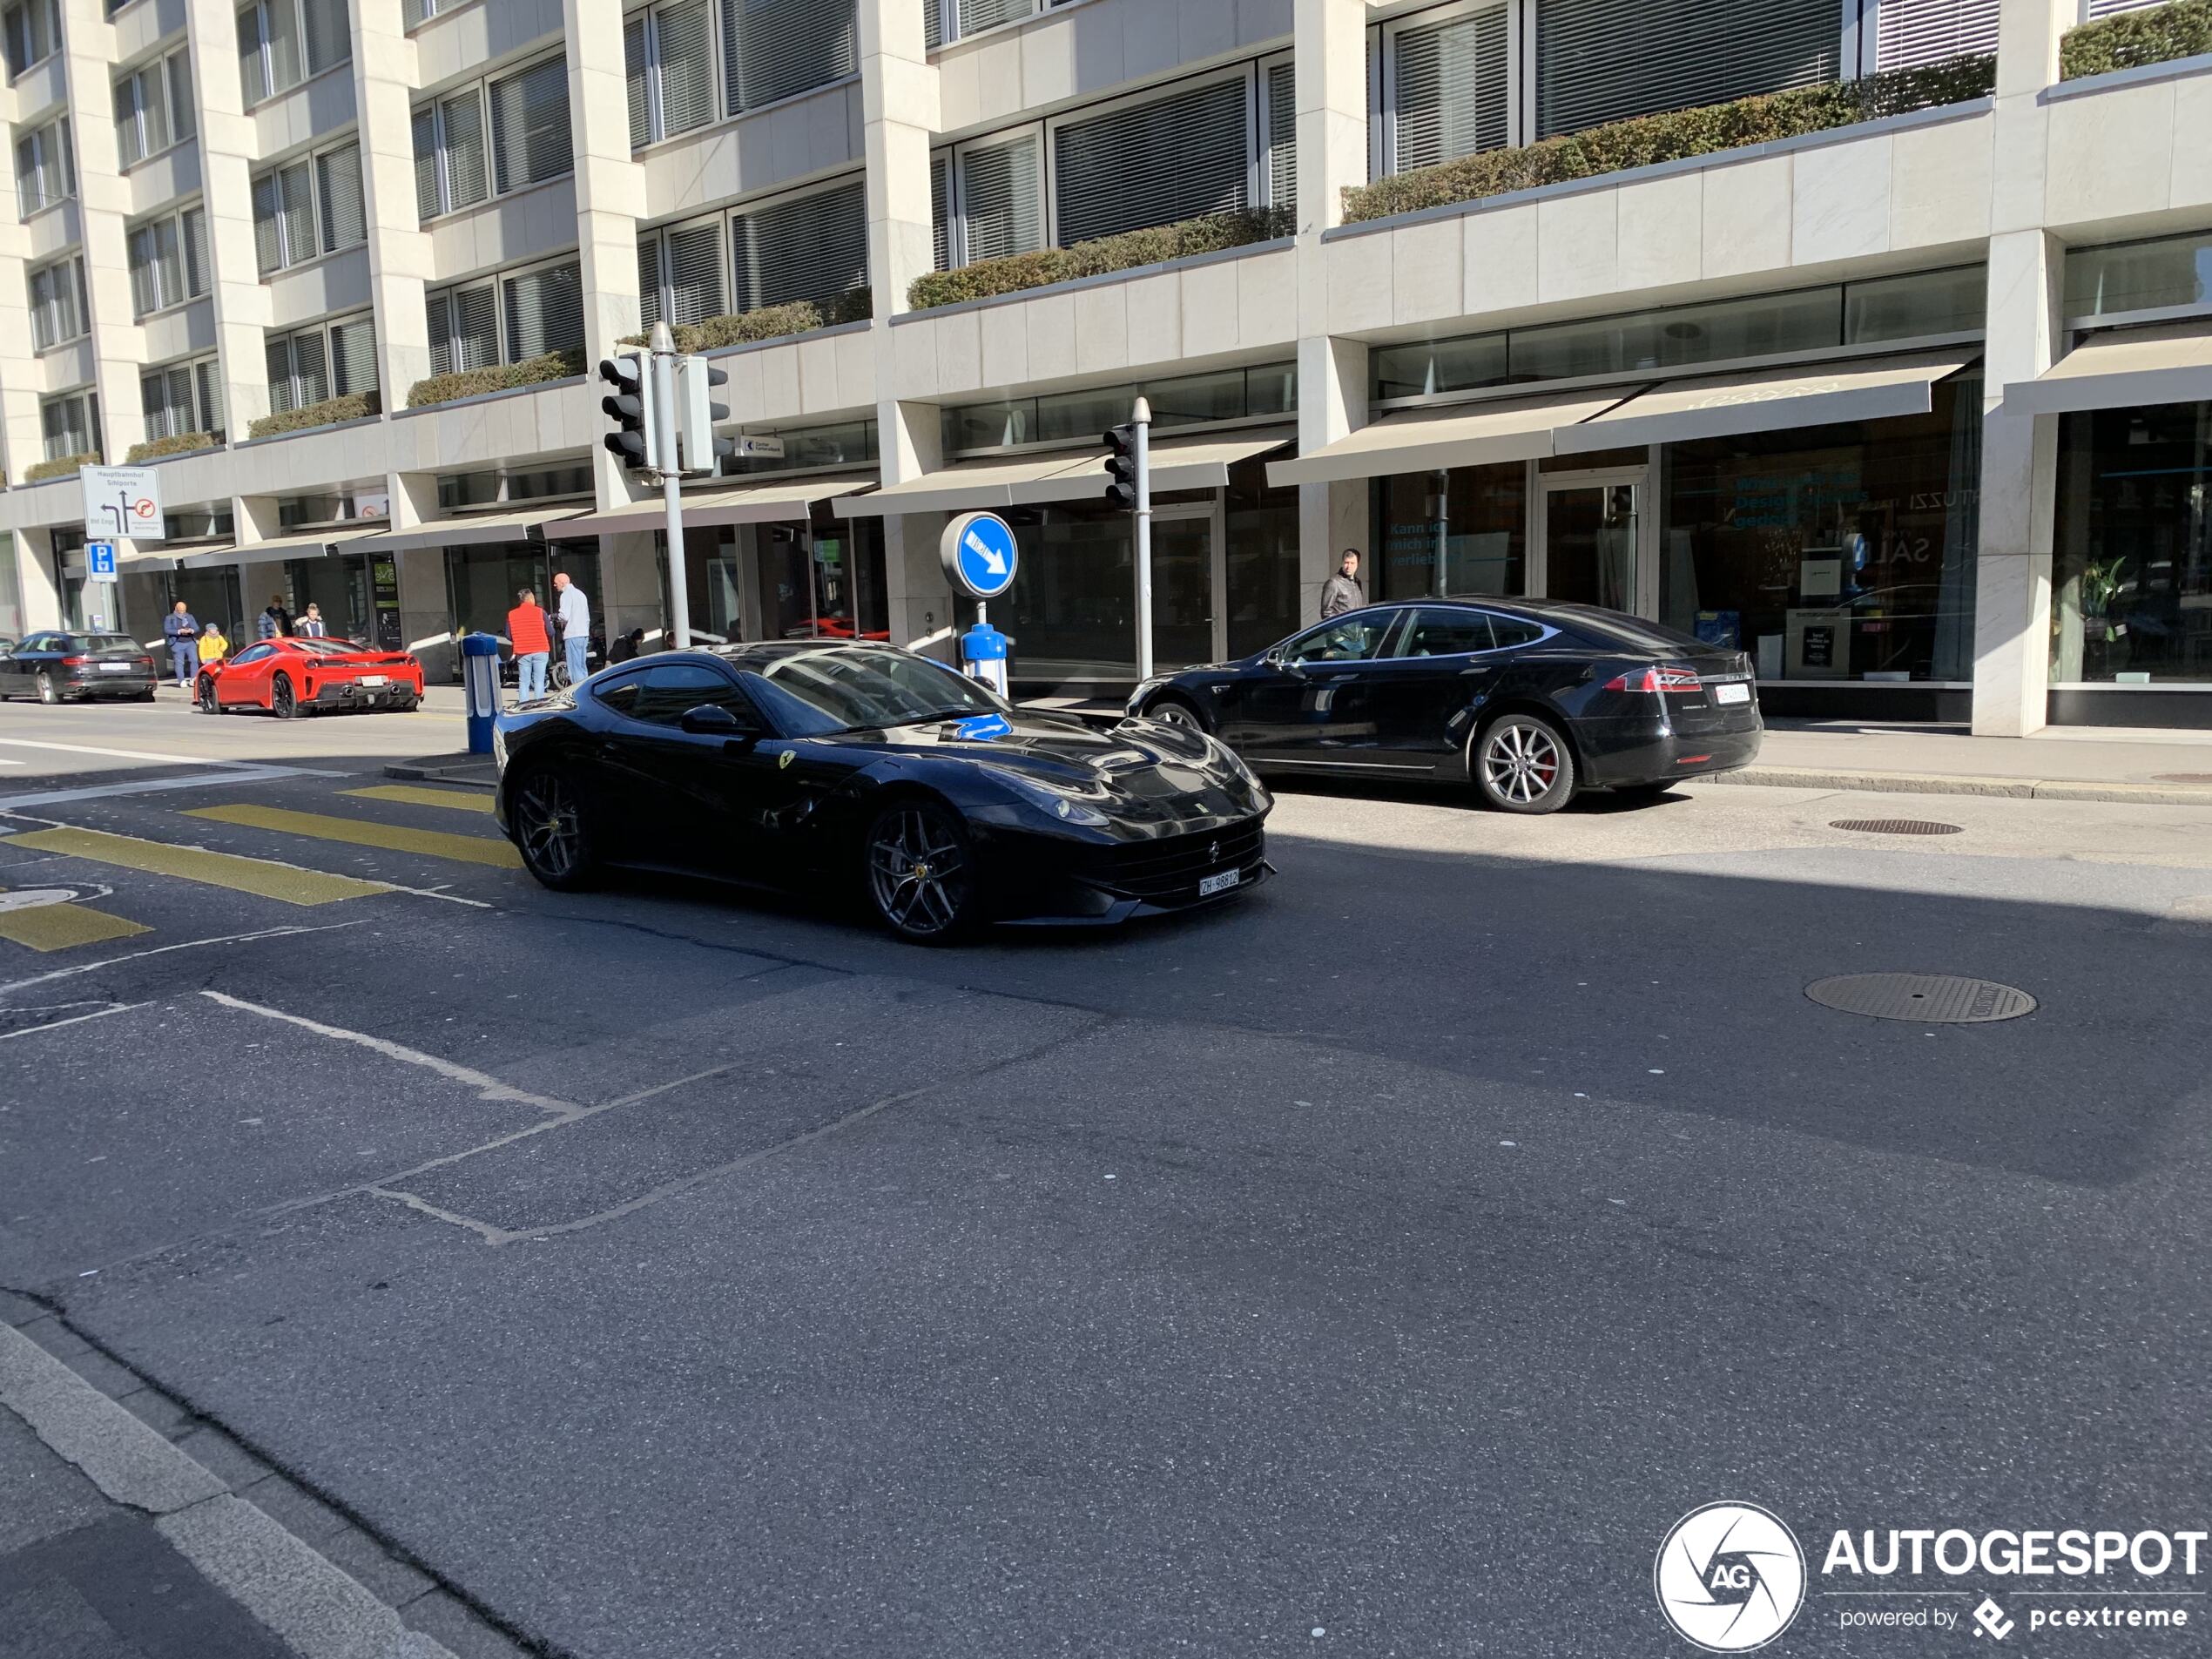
[27,255,86,349]
[329,314,378,396]
[426,281,496,374]
[1264,58,1296,210]
[401,0,451,23]
[40,391,94,462]
[140,354,225,442]
[14,116,71,214]
[1873,0,2000,70]
[930,0,1070,44]
[637,220,726,327]
[500,260,583,362]
[954,131,1042,266]
[929,152,949,271]
[411,85,488,219]
[720,0,854,115]
[1387,4,1510,173]
[1053,74,1251,246]
[116,47,194,165]
[489,54,572,194]
[3,0,58,80]
[239,0,347,105]
[1535,0,1840,138]
[628,0,714,148]
[128,206,209,315]
[266,314,373,413]
[251,138,361,272]
[728,178,867,313]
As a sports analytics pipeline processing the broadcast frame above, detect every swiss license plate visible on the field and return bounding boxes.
[98,662,132,673]
[359,675,388,687]
[1199,868,1240,897]
[1714,681,1751,705]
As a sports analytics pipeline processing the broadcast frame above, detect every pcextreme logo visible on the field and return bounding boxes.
[1655,1502,1808,1652]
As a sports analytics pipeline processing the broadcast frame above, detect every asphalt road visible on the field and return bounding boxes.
[2,691,2209,1657]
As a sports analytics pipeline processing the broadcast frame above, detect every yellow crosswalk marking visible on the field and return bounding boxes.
[341,784,496,815]
[0,900,150,952]
[5,826,388,906]
[184,804,523,869]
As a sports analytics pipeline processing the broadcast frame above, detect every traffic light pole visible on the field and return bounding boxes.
[1132,395,1152,682]
[651,322,692,650]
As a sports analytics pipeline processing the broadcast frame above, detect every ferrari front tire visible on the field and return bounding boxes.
[863,799,979,944]
[510,767,597,891]
[196,677,219,714]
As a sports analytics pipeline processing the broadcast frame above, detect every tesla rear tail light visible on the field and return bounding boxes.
[1602,664,1703,693]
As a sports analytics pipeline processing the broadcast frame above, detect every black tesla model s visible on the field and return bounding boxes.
[493,641,1271,941]
[1125,597,1762,814]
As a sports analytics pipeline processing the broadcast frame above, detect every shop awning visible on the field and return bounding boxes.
[118,549,179,573]
[172,527,383,570]
[1554,351,1978,454]
[544,474,879,537]
[1265,389,1632,487]
[830,452,1103,518]
[2006,323,2212,416]
[1005,430,1296,505]
[358,505,587,554]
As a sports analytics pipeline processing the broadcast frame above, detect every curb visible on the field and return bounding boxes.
[1703,766,2212,806]
[383,757,498,792]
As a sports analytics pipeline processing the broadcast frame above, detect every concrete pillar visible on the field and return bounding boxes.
[880,398,951,650]
[561,0,647,509]
[57,0,142,462]
[17,529,64,630]
[349,0,432,414]
[859,0,941,513]
[182,0,276,440]
[0,126,40,478]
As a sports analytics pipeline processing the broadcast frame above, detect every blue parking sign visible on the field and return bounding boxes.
[939,512,1019,600]
[86,542,117,579]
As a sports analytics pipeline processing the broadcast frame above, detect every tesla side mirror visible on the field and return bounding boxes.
[679,704,741,736]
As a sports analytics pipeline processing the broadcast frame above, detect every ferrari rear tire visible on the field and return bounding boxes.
[863,799,978,944]
[510,766,598,891]
[271,673,298,719]
[196,676,220,714]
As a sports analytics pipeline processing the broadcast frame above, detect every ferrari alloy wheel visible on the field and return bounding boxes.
[512,768,596,891]
[197,676,219,714]
[271,673,298,718]
[1475,713,1575,815]
[35,671,59,705]
[865,800,976,943]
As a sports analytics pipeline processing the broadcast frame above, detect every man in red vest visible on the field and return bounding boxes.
[506,587,552,703]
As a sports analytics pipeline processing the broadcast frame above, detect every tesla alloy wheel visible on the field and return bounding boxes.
[1146,697,1205,732]
[865,800,977,943]
[1476,713,1576,814]
[512,768,597,891]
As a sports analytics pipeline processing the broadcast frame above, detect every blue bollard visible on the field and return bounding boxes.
[462,631,501,755]
[961,620,1008,699]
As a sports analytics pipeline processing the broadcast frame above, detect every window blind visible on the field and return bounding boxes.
[637,236,664,328]
[490,56,572,194]
[721,0,856,115]
[1394,5,1509,171]
[1053,76,1251,246]
[115,75,145,165]
[727,179,867,313]
[665,221,725,325]
[959,132,1042,264]
[265,0,303,93]
[302,0,348,75]
[1265,59,1296,209]
[238,3,269,103]
[403,0,425,25]
[441,89,489,208]
[428,284,497,374]
[42,395,91,461]
[129,227,161,316]
[960,0,1033,30]
[1874,0,2000,69]
[183,207,211,296]
[317,142,365,251]
[168,51,196,142]
[923,0,941,48]
[2083,0,2161,15]
[151,216,184,308]
[252,172,282,271]
[196,360,226,437]
[625,15,651,149]
[330,316,377,397]
[412,105,439,218]
[502,261,583,362]
[656,0,714,136]
[931,152,950,271]
[1535,0,1840,138]
[142,368,189,441]
[279,158,314,263]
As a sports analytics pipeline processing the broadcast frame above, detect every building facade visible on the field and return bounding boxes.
[1,0,2207,729]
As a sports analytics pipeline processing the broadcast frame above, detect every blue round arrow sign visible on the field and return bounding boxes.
[941,512,1019,600]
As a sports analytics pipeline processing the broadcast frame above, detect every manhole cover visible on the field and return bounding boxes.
[1829,819,1964,836]
[0,887,91,914]
[1805,974,2036,1023]
[2152,773,2212,786]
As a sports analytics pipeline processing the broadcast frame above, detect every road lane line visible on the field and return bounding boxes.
[184,804,523,868]
[198,989,575,1116]
[341,783,496,815]
[3,826,388,905]
[0,764,345,810]
[0,738,237,765]
[0,1001,142,1042]
[0,921,363,996]
[0,901,150,952]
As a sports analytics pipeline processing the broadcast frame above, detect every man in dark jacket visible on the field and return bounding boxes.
[162,601,199,687]
[1319,550,1366,619]
[259,594,293,639]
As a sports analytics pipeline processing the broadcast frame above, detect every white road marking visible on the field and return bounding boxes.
[0,1001,145,1043]
[197,989,574,1116]
[0,738,235,765]
[0,764,345,810]
[0,921,365,996]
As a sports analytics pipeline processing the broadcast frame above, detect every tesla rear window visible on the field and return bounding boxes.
[1557,612,1712,654]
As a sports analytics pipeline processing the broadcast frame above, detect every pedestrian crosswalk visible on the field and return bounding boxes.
[183,804,524,869]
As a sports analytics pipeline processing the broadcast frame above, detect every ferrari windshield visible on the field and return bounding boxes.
[741,646,1001,734]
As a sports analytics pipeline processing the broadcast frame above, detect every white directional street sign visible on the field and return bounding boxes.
[81,465,165,543]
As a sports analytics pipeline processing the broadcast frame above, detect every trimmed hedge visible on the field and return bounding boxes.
[24,451,98,482]
[907,208,1293,310]
[2061,0,2212,78]
[1342,56,1997,224]
[247,390,380,439]
[405,348,586,410]
[619,289,873,353]
[125,431,218,463]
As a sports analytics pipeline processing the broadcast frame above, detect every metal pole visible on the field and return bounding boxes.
[1133,394,1152,682]
[651,321,692,650]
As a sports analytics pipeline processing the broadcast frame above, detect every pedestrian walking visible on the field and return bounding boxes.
[198,622,231,669]
[162,601,199,687]
[552,570,590,686]
[295,604,328,637]
[259,593,293,639]
[506,587,552,702]
[1319,550,1366,619]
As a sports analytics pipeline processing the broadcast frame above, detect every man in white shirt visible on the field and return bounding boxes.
[552,570,591,686]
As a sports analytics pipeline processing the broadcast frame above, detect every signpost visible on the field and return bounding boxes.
[86,542,118,582]
[940,511,1020,697]
[81,466,165,543]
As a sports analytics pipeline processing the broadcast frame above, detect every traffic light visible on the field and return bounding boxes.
[598,352,659,472]
[676,356,736,473]
[1103,423,1138,509]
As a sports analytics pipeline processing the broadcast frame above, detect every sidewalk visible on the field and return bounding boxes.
[1716,720,2212,805]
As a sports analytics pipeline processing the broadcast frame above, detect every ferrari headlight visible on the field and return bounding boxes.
[992,768,1112,827]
